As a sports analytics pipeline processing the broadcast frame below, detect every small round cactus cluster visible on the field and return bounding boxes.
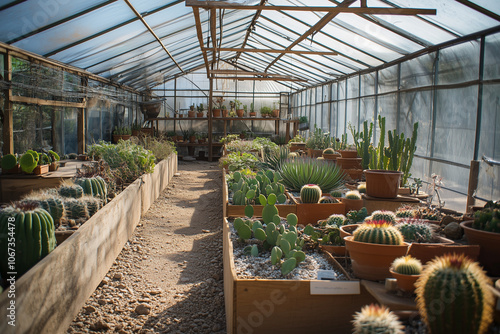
[330,190,343,198]
[357,183,366,194]
[58,183,84,198]
[325,214,347,227]
[318,196,338,204]
[323,148,335,155]
[300,184,322,203]
[353,220,404,245]
[416,254,494,334]
[396,219,433,243]
[391,255,422,275]
[395,205,416,218]
[369,210,397,224]
[345,190,361,200]
[352,304,404,334]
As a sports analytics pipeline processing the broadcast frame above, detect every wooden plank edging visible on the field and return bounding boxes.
[0,154,178,334]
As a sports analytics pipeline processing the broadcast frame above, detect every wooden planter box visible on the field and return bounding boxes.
[289,193,346,225]
[0,154,178,334]
[222,170,296,218]
[33,164,49,175]
[223,218,376,334]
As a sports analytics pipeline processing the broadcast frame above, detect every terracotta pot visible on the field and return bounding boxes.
[249,112,257,117]
[178,114,183,118]
[323,152,341,160]
[339,224,361,239]
[197,112,204,118]
[344,236,410,281]
[141,128,153,136]
[461,221,500,276]
[341,198,363,213]
[290,142,306,152]
[189,136,196,143]
[3,164,21,174]
[271,109,279,118]
[222,109,229,117]
[198,139,206,144]
[407,236,459,264]
[236,109,244,117]
[319,245,346,256]
[364,169,403,199]
[307,148,323,158]
[390,269,420,293]
[113,134,131,143]
[338,150,358,158]
[49,162,59,172]
[336,157,362,169]
[212,109,221,117]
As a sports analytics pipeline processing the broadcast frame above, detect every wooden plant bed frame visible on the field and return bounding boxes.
[289,193,346,225]
[222,171,297,218]
[0,154,178,334]
[223,218,376,334]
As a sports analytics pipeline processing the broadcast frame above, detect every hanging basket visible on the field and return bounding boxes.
[140,100,162,119]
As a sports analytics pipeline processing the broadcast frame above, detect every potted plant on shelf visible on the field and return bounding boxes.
[271,101,280,118]
[461,201,500,276]
[188,104,196,118]
[131,121,141,136]
[242,105,248,117]
[1,153,20,174]
[305,125,331,158]
[19,150,38,174]
[344,220,410,280]
[48,150,60,171]
[234,99,244,117]
[298,116,309,131]
[342,190,364,213]
[196,103,204,117]
[33,152,50,175]
[197,132,206,144]
[188,130,197,144]
[112,126,131,143]
[260,106,271,118]
[322,147,341,161]
[213,96,224,117]
[248,103,257,117]
[221,105,228,117]
[305,214,348,256]
[389,255,422,293]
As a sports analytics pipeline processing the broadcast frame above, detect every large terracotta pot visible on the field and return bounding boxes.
[188,110,196,118]
[222,109,229,117]
[197,112,204,118]
[341,198,363,213]
[307,148,323,158]
[461,221,500,276]
[319,245,346,256]
[390,270,420,293]
[289,142,306,152]
[212,109,221,117]
[338,150,358,158]
[344,236,409,281]
[271,109,279,118]
[336,157,362,169]
[406,236,459,264]
[364,169,403,199]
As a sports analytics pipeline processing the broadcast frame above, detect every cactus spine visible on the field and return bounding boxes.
[352,304,404,334]
[396,219,432,243]
[325,214,346,227]
[391,255,422,275]
[318,196,337,204]
[415,254,494,334]
[370,210,397,224]
[300,184,321,203]
[323,148,335,155]
[353,221,404,245]
[63,198,89,220]
[0,202,56,279]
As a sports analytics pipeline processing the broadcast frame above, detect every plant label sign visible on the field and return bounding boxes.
[310,280,360,295]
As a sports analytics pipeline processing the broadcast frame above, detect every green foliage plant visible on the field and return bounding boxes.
[305,125,332,150]
[1,154,17,170]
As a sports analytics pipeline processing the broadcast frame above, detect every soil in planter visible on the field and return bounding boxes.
[68,161,226,334]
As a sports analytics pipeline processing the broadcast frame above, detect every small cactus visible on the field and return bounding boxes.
[357,183,366,194]
[415,254,494,334]
[396,219,433,243]
[63,198,89,220]
[300,184,321,203]
[391,255,422,275]
[353,221,404,245]
[370,210,397,224]
[323,148,335,155]
[473,206,500,233]
[79,196,102,217]
[318,195,338,204]
[58,183,84,199]
[325,214,346,227]
[345,190,361,200]
[395,205,416,218]
[330,190,343,198]
[352,304,404,334]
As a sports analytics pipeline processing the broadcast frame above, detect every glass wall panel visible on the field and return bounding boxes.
[347,76,359,99]
[438,41,480,84]
[360,72,375,97]
[378,65,398,94]
[484,32,500,80]
[400,52,435,89]
[399,90,433,157]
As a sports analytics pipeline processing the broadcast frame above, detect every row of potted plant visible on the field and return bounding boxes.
[1,149,61,175]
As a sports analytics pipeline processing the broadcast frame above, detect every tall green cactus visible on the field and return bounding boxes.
[400,122,418,186]
[349,120,373,170]
[353,221,404,245]
[415,254,494,334]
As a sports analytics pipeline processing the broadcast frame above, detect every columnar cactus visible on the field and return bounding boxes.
[0,201,56,279]
[370,210,397,224]
[58,184,84,198]
[300,184,321,203]
[353,221,404,245]
[391,255,422,275]
[396,219,432,243]
[352,304,404,334]
[415,254,494,334]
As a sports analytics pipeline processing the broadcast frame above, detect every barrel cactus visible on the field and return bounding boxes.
[58,183,84,198]
[391,255,422,275]
[300,184,321,203]
[370,210,397,224]
[75,176,108,202]
[395,205,416,218]
[21,194,65,227]
[318,196,338,204]
[357,183,366,194]
[325,214,346,227]
[353,221,404,245]
[396,219,432,243]
[0,201,56,279]
[345,190,361,200]
[415,254,494,334]
[63,198,89,220]
[352,304,404,334]
[80,196,102,217]
[330,190,343,198]
[323,148,335,155]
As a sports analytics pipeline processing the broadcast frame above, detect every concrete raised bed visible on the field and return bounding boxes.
[223,218,376,334]
[0,154,177,334]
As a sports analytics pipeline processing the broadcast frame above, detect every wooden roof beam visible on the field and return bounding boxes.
[204,47,337,55]
[235,0,267,61]
[192,7,210,77]
[210,8,218,65]
[211,76,307,82]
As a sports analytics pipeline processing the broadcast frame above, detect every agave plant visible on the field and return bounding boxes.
[259,145,290,171]
[278,157,346,192]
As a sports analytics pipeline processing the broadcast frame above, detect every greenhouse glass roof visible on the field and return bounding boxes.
[1,0,499,90]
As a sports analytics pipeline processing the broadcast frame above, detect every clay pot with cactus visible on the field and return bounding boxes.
[341,190,363,212]
[344,220,410,280]
[389,255,422,293]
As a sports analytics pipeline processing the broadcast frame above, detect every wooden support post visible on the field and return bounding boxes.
[208,75,214,161]
[3,51,13,154]
[466,160,480,213]
[77,77,88,154]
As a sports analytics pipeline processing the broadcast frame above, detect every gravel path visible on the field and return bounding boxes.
[67,161,226,334]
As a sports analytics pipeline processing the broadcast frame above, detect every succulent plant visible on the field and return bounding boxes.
[322,148,335,155]
[300,184,322,203]
[473,202,500,233]
[75,177,108,203]
[1,153,17,170]
[415,254,494,334]
[395,205,416,218]
[278,157,345,193]
[396,219,433,243]
[353,221,404,245]
[330,190,343,198]
[0,202,56,279]
[357,183,366,194]
[345,190,362,200]
[21,193,66,227]
[318,195,338,204]
[415,207,441,221]
[391,255,422,275]
[63,198,89,220]
[19,151,37,173]
[79,196,102,217]
[370,210,397,224]
[352,304,404,334]
[324,214,346,227]
[58,183,84,198]
[230,170,286,206]
[346,207,369,224]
